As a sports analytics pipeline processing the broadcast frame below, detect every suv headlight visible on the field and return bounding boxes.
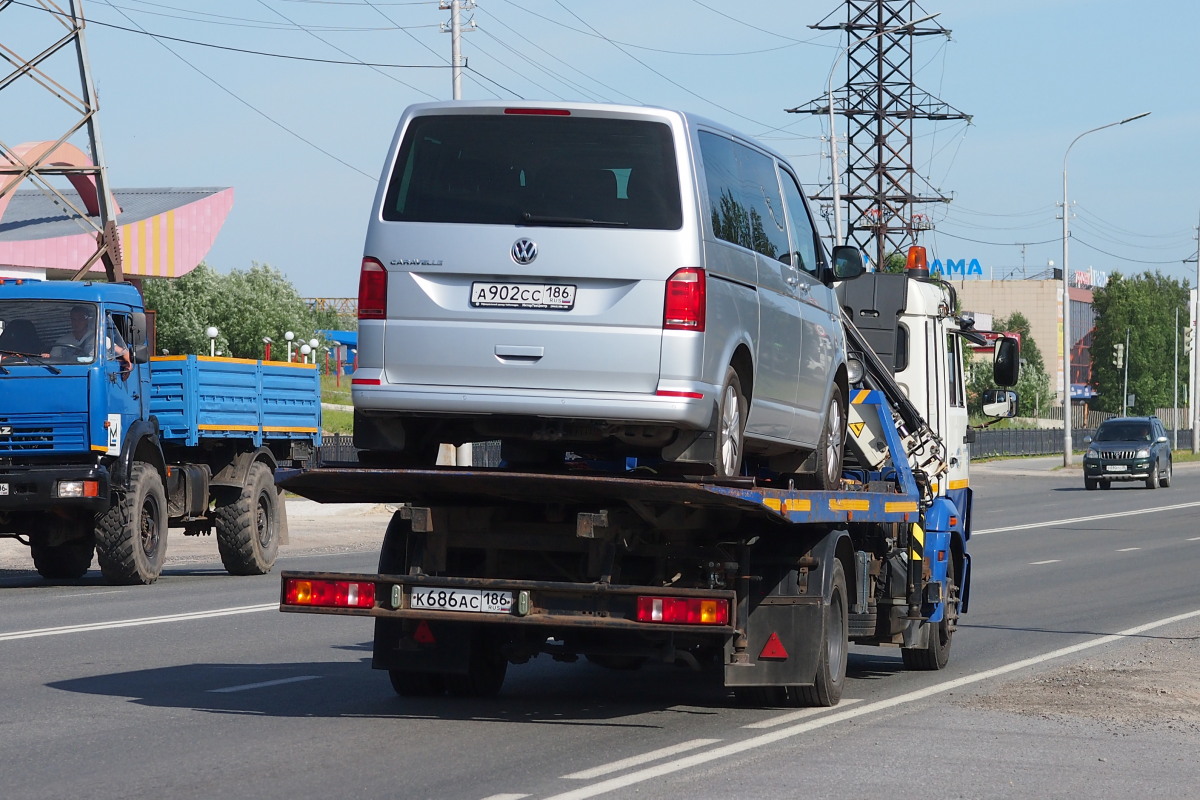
[1086,446,1099,456]
[1136,448,1150,459]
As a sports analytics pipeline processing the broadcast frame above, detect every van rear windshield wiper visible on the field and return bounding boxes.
[0,349,61,374]
[520,212,628,227]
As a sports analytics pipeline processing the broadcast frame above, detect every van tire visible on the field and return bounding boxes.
[813,391,847,490]
[714,366,747,478]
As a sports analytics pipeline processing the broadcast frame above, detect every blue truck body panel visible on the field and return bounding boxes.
[149,356,322,448]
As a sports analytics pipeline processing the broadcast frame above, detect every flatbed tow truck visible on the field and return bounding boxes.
[277,251,1019,706]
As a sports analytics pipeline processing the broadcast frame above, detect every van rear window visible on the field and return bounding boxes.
[382,115,682,230]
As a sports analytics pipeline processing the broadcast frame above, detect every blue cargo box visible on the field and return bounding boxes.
[149,356,322,447]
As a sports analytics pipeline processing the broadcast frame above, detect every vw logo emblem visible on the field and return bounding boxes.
[511,238,538,265]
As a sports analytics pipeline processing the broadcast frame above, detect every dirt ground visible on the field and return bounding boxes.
[962,619,1200,735]
[5,499,1199,733]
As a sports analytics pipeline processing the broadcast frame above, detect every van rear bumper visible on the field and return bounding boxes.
[352,384,717,429]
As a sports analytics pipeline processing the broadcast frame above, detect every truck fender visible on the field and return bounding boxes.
[112,419,166,492]
[918,496,964,623]
[210,447,287,544]
[811,527,855,605]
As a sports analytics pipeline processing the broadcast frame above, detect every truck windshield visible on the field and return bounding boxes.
[0,300,99,365]
[382,114,682,230]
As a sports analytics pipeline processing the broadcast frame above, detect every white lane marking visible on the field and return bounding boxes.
[208,675,321,694]
[974,501,1200,536]
[742,698,862,729]
[1029,559,1061,565]
[541,608,1200,800]
[0,603,276,642]
[561,739,722,780]
[1188,537,1200,542]
[1116,547,1141,552]
[480,795,531,800]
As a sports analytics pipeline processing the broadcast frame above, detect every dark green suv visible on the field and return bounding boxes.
[1083,416,1172,490]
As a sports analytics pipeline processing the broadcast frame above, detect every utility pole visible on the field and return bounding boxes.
[1122,327,1131,417]
[786,0,968,265]
[0,0,123,282]
[1192,212,1200,453]
[1174,306,1179,450]
[440,0,476,100]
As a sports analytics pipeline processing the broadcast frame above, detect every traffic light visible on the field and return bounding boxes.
[1113,343,1124,368]
[1185,326,1195,355]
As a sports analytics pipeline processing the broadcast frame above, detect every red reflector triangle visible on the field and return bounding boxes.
[412,621,436,644]
[759,632,789,660]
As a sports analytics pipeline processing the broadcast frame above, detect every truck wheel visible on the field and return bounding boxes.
[388,669,445,697]
[902,555,956,671]
[812,391,847,490]
[714,366,747,478]
[215,461,279,575]
[444,628,508,698]
[31,539,94,579]
[795,559,848,707]
[95,462,168,585]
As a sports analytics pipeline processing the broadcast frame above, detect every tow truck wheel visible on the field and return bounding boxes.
[812,390,847,490]
[795,559,848,707]
[714,366,747,478]
[31,538,94,579]
[215,461,279,575]
[902,555,956,671]
[95,462,168,585]
[388,669,445,697]
[444,634,508,698]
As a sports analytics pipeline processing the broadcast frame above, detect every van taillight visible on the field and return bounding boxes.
[663,268,705,331]
[359,258,387,320]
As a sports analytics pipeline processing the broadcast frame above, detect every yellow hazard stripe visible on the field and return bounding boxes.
[948,479,969,490]
[885,501,918,513]
[851,389,871,405]
[911,522,925,561]
[197,424,259,432]
[90,444,108,452]
[262,426,319,434]
[829,498,871,512]
[763,498,813,514]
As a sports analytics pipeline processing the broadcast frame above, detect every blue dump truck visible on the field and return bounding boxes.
[0,278,322,584]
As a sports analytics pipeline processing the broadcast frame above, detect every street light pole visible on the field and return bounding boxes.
[1061,111,1150,466]
[824,13,940,247]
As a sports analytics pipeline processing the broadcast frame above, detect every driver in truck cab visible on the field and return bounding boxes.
[51,304,132,372]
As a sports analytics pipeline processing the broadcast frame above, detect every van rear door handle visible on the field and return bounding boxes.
[495,345,544,363]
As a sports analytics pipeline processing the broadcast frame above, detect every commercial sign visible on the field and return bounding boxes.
[929,258,983,277]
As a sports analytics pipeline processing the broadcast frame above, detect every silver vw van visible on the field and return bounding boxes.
[352,101,863,482]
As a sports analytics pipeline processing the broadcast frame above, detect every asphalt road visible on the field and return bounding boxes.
[3,460,1199,800]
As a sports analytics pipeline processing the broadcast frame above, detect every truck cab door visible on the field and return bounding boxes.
[103,310,145,452]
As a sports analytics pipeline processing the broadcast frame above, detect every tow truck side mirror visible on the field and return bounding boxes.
[982,388,1019,418]
[993,336,1019,387]
[831,245,866,280]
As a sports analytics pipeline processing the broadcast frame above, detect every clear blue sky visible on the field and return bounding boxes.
[6,0,1199,298]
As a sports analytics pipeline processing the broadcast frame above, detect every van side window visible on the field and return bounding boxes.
[778,169,821,277]
[698,132,789,260]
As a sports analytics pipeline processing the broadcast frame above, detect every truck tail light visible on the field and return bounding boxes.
[284,578,375,609]
[663,268,705,331]
[358,258,387,320]
[636,595,729,625]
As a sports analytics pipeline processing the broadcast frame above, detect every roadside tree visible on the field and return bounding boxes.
[1089,271,1190,416]
[143,263,339,359]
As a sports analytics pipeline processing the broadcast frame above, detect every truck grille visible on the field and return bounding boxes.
[0,413,89,454]
[1098,450,1137,460]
